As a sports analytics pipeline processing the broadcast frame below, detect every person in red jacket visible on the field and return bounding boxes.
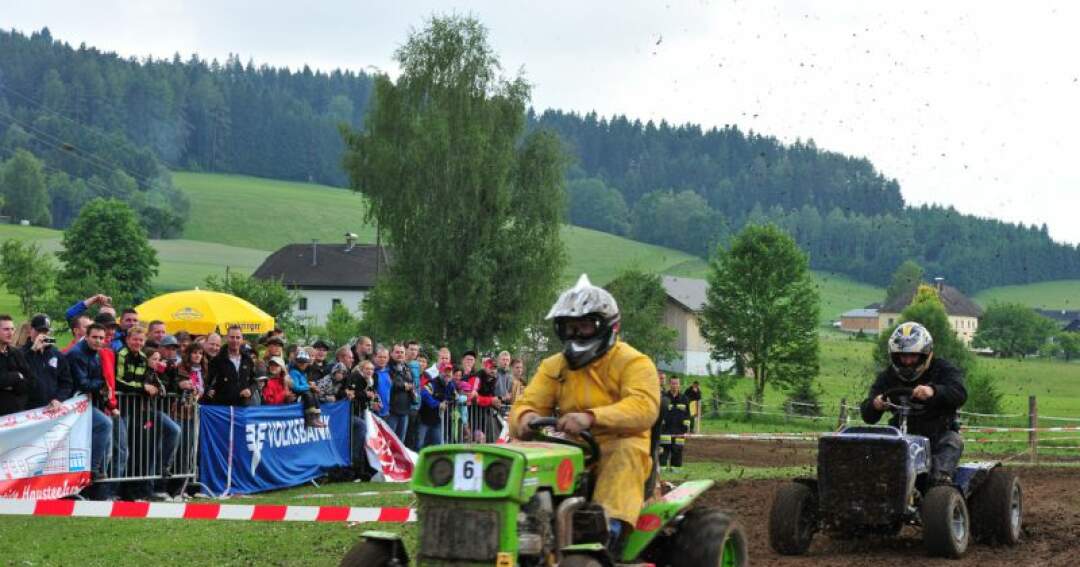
[261,357,293,405]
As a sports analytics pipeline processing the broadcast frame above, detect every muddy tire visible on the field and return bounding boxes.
[970,468,1023,545]
[768,482,818,555]
[339,540,397,567]
[672,507,749,567]
[922,486,970,558]
[559,554,604,567]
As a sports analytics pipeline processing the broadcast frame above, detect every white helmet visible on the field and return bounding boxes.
[547,274,620,369]
[888,322,934,382]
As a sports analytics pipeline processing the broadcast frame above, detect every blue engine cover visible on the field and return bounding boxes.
[817,426,930,528]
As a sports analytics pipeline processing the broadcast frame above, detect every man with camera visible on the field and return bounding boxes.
[22,314,73,411]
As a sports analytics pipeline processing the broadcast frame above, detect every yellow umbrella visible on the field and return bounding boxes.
[134,289,274,335]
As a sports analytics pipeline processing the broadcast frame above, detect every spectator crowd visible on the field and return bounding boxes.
[0,293,536,500]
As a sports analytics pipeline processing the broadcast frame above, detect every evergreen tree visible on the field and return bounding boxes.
[700,224,821,404]
[341,15,566,352]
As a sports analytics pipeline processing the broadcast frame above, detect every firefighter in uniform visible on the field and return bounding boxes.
[659,375,691,471]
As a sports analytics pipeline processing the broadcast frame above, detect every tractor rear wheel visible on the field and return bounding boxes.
[970,468,1023,545]
[922,486,970,558]
[339,540,399,567]
[671,507,749,567]
[768,482,818,555]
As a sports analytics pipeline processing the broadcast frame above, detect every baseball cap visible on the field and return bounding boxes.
[30,313,51,332]
[267,356,286,370]
[265,335,285,347]
[295,348,312,362]
[160,334,179,348]
[312,339,332,350]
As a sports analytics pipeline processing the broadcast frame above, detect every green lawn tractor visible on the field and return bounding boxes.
[341,417,747,566]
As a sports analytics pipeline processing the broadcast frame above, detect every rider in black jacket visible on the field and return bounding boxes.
[861,322,967,485]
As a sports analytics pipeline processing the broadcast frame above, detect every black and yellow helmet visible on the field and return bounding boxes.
[888,322,934,382]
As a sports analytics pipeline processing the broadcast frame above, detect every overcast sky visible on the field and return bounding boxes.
[4,1,1079,244]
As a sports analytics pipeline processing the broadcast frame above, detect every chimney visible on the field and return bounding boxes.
[934,276,944,292]
[311,239,319,267]
[344,232,357,252]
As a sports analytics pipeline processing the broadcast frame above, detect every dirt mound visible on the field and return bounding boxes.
[685,437,818,468]
[699,466,1080,566]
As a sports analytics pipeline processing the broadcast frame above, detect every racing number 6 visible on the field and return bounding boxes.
[453,453,484,491]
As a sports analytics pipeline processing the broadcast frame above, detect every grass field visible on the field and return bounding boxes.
[974,279,1080,310]
[0,223,268,295]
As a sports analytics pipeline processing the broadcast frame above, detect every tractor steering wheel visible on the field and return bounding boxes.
[527,416,601,467]
[882,387,927,414]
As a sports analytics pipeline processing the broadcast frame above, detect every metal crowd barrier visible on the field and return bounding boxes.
[440,400,507,444]
[98,392,199,490]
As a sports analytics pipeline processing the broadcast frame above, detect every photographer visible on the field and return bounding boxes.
[22,314,73,410]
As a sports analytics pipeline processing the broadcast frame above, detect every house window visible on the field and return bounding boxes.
[888,318,894,326]
[298,297,308,311]
[332,298,342,309]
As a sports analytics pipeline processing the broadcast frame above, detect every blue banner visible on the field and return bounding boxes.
[198,401,351,495]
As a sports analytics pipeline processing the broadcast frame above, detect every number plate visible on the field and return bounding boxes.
[453,452,484,491]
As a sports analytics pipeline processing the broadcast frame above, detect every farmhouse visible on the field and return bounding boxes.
[838,307,880,334]
[252,234,387,325]
[878,280,984,345]
[658,275,732,376]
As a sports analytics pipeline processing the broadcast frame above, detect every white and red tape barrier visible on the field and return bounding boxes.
[0,499,416,523]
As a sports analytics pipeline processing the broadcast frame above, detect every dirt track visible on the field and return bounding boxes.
[687,438,1080,566]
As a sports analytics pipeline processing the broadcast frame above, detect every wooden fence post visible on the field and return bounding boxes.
[1029,395,1038,463]
[837,397,848,430]
[745,398,752,418]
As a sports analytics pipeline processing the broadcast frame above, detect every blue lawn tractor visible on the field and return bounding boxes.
[768,387,1023,558]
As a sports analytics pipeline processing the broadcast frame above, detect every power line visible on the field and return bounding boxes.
[0,110,160,188]
[0,84,166,185]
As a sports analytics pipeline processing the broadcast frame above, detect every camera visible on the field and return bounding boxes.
[43,336,56,345]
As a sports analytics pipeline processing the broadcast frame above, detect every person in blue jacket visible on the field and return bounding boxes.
[369,347,392,419]
[417,362,456,449]
[288,348,325,428]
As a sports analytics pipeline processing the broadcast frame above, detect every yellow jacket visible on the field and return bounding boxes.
[510,340,660,442]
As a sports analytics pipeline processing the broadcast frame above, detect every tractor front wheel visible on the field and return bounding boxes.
[922,486,970,558]
[768,482,818,555]
[339,540,402,567]
[970,468,1023,545]
[671,507,749,567]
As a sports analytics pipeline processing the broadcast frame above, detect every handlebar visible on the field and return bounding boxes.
[527,416,601,467]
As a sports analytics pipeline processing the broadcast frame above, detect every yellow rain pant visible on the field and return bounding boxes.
[510,341,660,524]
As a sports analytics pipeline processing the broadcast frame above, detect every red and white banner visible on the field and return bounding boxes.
[0,395,93,499]
[363,413,417,482]
[0,499,415,523]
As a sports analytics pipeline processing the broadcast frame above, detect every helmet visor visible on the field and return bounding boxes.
[554,316,602,341]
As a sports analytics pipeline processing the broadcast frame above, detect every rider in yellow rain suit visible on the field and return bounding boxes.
[511,274,660,548]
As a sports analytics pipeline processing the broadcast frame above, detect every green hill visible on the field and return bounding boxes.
[0,224,267,293]
[974,280,1080,310]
